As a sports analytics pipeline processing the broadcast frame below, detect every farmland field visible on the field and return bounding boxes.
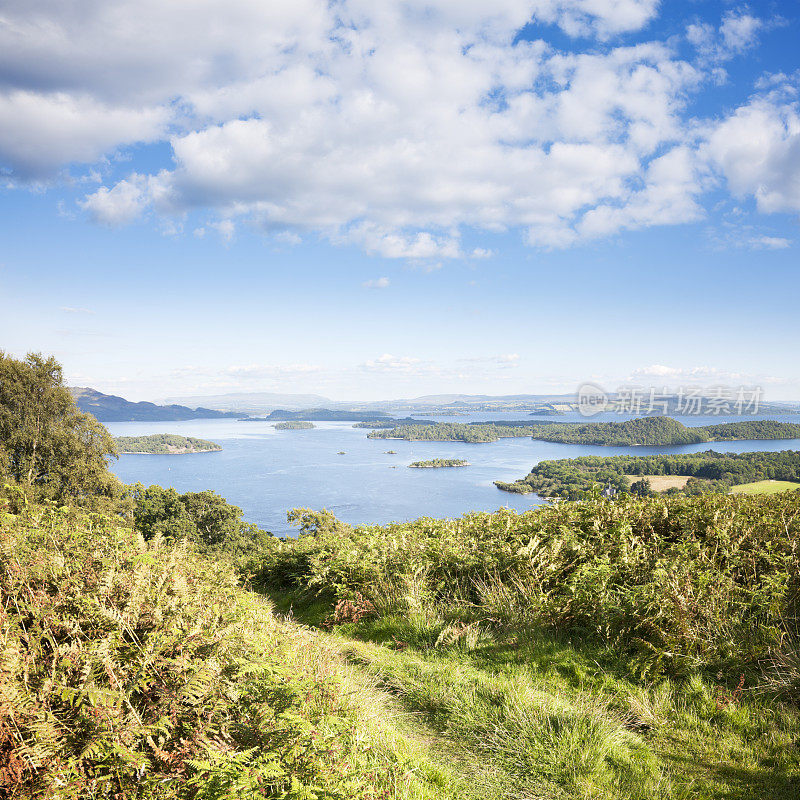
[730,480,800,495]
[633,475,692,492]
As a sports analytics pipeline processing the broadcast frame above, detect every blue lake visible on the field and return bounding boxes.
[106,414,800,536]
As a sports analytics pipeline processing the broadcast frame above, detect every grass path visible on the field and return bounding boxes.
[277,598,800,800]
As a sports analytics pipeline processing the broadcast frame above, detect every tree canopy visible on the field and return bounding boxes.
[0,352,118,501]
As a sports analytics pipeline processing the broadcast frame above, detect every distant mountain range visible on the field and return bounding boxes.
[70,388,242,422]
[161,391,576,413]
[72,386,800,422]
[160,391,332,412]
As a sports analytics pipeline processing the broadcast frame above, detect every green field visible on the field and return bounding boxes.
[730,480,800,495]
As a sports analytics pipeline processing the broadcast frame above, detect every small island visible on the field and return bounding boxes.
[274,421,315,430]
[409,459,470,468]
[114,434,222,455]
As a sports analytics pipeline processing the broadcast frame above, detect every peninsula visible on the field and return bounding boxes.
[368,417,800,446]
[495,449,800,499]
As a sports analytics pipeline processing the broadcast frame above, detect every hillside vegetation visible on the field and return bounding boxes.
[0,502,467,800]
[368,416,800,446]
[256,494,800,798]
[5,352,800,800]
[496,449,800,499]
[114,433,222,454]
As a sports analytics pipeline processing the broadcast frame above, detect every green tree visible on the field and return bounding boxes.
[130,484,195,541]
[181,490,244,546]
[0,352,118,501]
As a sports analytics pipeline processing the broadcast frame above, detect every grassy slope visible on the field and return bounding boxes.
[730,480,800,495]
[0,503,477,800]
[259,494,800,800]
[271,597,800,800]
[6,496,800,799]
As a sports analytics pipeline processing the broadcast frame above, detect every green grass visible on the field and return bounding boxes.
[259,493,800,800]
[283,601,800,800]
[730,480,800,495]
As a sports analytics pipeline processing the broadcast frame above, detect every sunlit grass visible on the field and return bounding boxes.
[730,480,800,495]
[324,608,800,800]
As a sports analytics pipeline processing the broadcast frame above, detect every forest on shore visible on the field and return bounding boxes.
[496,449,800,499]
[114,433,222,454]
[368,415,800,445]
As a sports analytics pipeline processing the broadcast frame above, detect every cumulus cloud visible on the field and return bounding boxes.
[527,0,660,39]
[687,10,764,65]
[0,1,795,255]
[705,91,800,214]
[80,176,150,225]
[0,91,166,179]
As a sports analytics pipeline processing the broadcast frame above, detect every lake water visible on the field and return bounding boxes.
[106,413,800,536]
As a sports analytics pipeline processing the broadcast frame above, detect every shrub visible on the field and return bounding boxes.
[258,492,800,680]
[0,503,412,799]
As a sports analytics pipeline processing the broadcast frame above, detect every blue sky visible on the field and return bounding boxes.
[1,0,798,401]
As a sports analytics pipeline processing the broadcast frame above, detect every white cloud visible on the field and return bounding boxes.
[527,0,660,39]
[0,1,795,256]
[345,226,464,260]
[720,11,763,53]
[210,219,236,243]
[687,11,764,65]
[80,175,150,225]
[362,277,390,289]
[579,145,706,237]
[0,91,165,179]
[748,235,791,250]
[705,91,800,214]
[628,364,757,384]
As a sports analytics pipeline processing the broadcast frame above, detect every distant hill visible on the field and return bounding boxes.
[408,393,567,404]
[242,409,392,422]
[368,416,800,445]
[160,391,332,412]
[70,387,242,422]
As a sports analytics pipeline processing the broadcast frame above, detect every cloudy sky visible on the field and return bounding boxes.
[1,0,798,400]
